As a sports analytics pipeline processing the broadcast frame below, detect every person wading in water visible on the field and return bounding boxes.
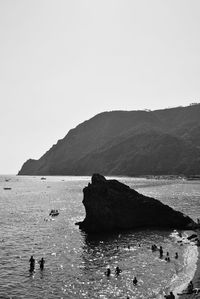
[29,256,35,272]
[38,257,45,270]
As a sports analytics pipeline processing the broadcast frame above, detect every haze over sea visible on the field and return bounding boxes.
[0,175,199,299]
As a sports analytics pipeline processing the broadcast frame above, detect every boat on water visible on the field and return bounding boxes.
[4,187,12,190]
[49,209,59,216]
[41,177,46,180]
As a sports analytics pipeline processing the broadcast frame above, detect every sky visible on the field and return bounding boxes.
[0,0,200,174]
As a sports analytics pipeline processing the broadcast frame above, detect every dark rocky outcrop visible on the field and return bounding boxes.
[18,104,200,176]
[78,174,195,233]
[187,234,198,240]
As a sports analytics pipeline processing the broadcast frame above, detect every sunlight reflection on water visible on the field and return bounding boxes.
[0,175,199,298]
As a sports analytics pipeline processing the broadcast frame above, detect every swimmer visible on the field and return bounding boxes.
[175,252,178,259]
[115,266,122,276]
[105,268,111,277]
[165,252,170,262]
[133,276,138,285]
[151,244,157,252]
[166,252,170,262]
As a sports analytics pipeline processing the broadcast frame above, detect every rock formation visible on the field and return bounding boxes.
[77,174,195,233]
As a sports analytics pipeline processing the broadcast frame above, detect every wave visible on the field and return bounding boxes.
[169,232,198,298]
[154,231,198,299]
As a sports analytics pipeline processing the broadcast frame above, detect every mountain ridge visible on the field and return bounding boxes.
[18,104,200,175]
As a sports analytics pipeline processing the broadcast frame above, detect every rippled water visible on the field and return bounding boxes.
[0,175,200,299]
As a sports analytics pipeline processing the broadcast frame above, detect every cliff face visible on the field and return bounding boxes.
[18,104,200,175]
[78,174,195,233]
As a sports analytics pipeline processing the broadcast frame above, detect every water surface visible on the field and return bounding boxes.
[0,175,199,298]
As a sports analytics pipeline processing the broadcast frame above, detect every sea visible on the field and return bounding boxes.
[0,175,200,299]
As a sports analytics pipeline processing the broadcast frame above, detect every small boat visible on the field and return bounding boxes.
[4,187,12,190]
[41,177,46,180]
[49,209,59,216]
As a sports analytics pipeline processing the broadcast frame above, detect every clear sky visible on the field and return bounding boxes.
[0,0,200,174]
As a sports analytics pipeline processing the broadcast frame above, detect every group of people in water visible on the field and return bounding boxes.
[104,243,181,293]
[29,256,45,272]
[152,244,197,297]
[151,244,178,262]
[104,243,181,298]
[152,244,179,297]
[105,266,123,278]
[105,266,138,286]
[29,242,195,298]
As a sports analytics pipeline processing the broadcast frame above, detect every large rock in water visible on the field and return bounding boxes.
[78,174,195,232]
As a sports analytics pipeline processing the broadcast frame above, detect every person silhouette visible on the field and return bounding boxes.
[165,252,170,262]
[187,281,194,294]
[133,276,138,285]
[115,266,122,276]
[29,255,35,272]
[38,257,45,270]
[159,246,163,258]
[105,268,111,277]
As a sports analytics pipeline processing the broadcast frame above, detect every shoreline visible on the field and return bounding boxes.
[176,230,200,299]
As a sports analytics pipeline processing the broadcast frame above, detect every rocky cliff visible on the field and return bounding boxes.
[18,104,200,175]
[78,174,195,232]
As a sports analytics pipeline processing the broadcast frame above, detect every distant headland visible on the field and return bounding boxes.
[18,104,200,176]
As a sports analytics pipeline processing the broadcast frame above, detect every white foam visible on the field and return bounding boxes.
[171,243,198,298]
[155,232,199,299]
[170,230,188,243]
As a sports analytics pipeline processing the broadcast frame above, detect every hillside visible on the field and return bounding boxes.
[18,104,200,176]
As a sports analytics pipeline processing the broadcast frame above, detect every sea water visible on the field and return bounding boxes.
[0,175,199,299]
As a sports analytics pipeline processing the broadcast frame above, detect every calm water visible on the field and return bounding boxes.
[0,175,200,299]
